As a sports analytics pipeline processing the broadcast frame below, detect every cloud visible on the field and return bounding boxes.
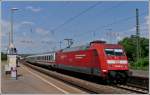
[144,15,149,25]
[21,21,34,25]
[41,37,54,43]
[1,20,56,53]
[2,20,35,37]
[117,21,149,41]
[1,20,35,51]
[1,20,10,37]
[15,36,37,48]
[26,6,41,12]
[35,27,49,35]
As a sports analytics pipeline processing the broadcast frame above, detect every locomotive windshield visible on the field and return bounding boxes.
[105,48,125,56]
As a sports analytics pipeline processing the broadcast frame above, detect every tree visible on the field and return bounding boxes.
[118,36,149,62]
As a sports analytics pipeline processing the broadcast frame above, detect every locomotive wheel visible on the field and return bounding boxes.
[107,71,117,84]
[108,71,128,84]
[116,72,128,84]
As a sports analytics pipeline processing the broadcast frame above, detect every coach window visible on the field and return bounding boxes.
[46,56,48,60]
[47,56,49,60]
[49,56,51,60]
[48,56,49,60]
[48,56,50,60]
[51,55,53,60]
[49,55,51,60]
[51,56,53,60]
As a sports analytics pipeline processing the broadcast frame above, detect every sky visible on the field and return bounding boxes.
[1,1,149,54]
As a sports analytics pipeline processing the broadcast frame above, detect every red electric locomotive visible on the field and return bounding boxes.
[26,40,131,83]
[56,40,130,83]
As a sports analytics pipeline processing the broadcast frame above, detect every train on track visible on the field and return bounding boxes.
[26,40,131,84]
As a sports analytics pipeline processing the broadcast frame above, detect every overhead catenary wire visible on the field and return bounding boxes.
[73,12,147,39]
[75,14,147,45]
[46,2,125,49]
[48,2,123,48]
[51,2,124,34]
[51,2,102,33]
[41,2,123,43]
[47,2,134,43]
[23,3,147,52]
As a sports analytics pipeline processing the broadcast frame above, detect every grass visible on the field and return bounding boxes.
[129,57,149,71]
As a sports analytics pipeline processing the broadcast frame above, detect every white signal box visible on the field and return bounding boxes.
[6,54,17,79]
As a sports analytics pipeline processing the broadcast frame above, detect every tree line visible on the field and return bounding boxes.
[118,35,149,70]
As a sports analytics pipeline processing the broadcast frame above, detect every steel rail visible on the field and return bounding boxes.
[22,61,132,94]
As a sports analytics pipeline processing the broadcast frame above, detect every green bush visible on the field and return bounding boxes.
[130,57,149,70]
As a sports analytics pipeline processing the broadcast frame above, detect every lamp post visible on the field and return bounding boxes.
[8,8,19,54]
[6,8,19,79]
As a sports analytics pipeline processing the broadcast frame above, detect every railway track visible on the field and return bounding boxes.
[22,60,149,94]
[115,84,148,94]
[128,75,149,90]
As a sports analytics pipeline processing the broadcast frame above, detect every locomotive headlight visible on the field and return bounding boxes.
[107,60,115,64]
[102,70,107,72]
[120,60,128,64]
[107,60,128,64]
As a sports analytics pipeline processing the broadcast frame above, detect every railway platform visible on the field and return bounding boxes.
[131,69,149,78]
[1,61,87,94]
